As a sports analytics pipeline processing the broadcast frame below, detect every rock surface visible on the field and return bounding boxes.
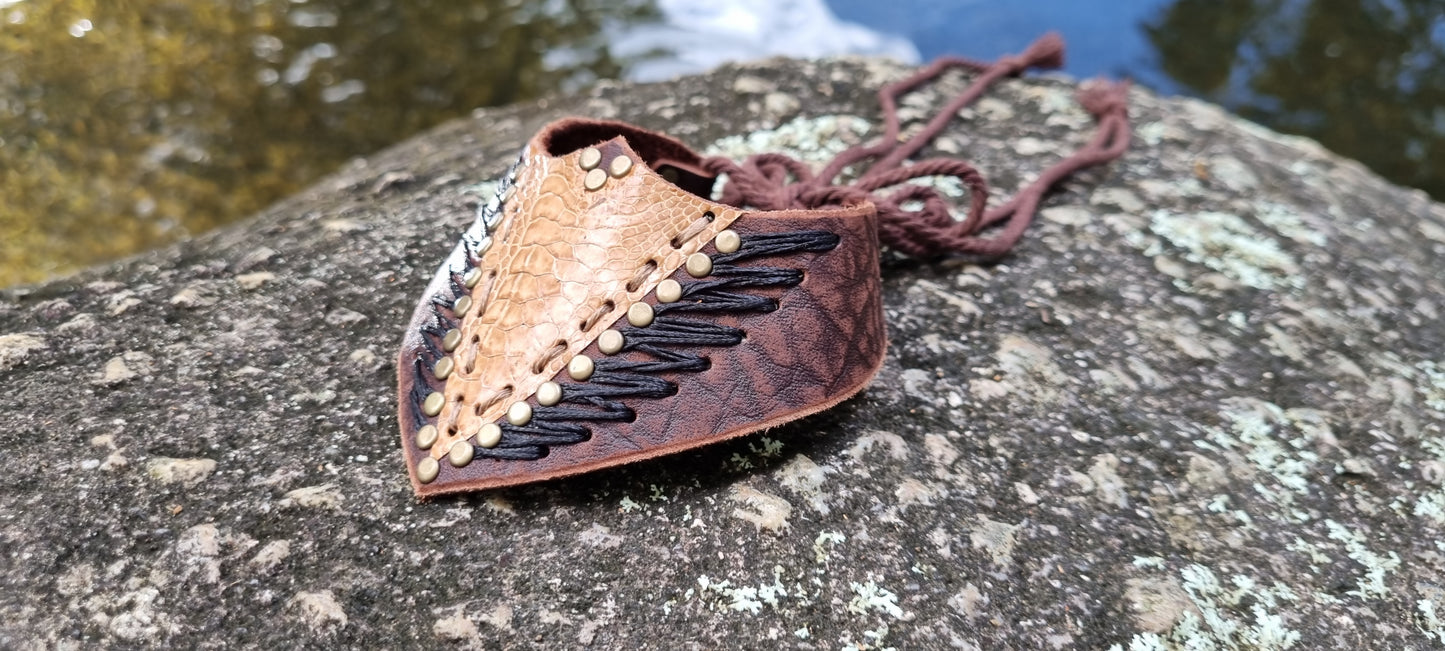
[4,57,1445,649]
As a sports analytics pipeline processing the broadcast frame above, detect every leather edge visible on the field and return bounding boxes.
[411,200,886,498]
[412,339,886,498]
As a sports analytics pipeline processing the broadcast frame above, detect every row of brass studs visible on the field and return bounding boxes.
[581,146,634,192]
[426,145,628,459]
[416,149,738,483]
[415,160,523,483]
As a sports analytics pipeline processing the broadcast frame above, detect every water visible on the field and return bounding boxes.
[610,0,918,81]
[827,0,1445,205]
[0,0,656,286]
[2,0,1440,287]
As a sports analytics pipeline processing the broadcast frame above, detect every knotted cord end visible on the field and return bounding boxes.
[700,34,1130,262]
[1023,31,1066,71]
[996,31,1064,76]
[1078,78,1132,119]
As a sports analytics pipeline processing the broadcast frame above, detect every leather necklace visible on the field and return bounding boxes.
[395,33,1131,496]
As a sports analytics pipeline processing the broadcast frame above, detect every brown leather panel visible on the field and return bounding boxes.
[427,126,745,458]
[411,201,885,497]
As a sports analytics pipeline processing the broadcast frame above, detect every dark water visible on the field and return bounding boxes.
[2,0,1440,286]
[0,0,655,286]
[830,0,1445,202]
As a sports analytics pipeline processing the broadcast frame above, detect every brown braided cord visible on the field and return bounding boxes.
[701,32,1132,260]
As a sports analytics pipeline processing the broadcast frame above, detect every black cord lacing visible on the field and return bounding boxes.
[408,229,840,461]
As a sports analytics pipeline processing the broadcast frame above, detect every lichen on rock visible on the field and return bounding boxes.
[2,56,1443,649]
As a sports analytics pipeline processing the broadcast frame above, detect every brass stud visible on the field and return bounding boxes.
[453,295,473,316]
[685,252,713,278]
[568,355,595,381]
[583,168,607,192]
[627,302,655,328]
[537,381,562,406]
[477,235,493,254]
[448,440,474,467]
[609,155,634,178]
[656,279,683,304]
[415,424,438,450]
[477,423,503,448]
[422,392,445,417]
[433,357,455,380]
[579,147,602,170]
[598,329,625,355]
[442,329,462,352]
[507,401,533,426]
[463,267,483,288]
[501,185,516,204]
[715,229,741,254]
[416,456,440,483]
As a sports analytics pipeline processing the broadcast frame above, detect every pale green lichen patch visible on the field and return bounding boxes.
[813,531,846,564]
[1133,556,1168,570]
[694,567,791,615]
[1254,202,1327,247]
[749,436,785,458]
[1420,598,1445,643]
[1178,396,1420,641]
[847,580,905,619]
[1127,210,1302,291]
[1324,520,1400,600]
[683,549,904,649]
[723,430,787,474]
[1415,489,1445,526]
[704,114,968,203]
[1195,399,1322,514]
[1412,437,1445,526]
[1162,386,1444,648]
[1112,564,1303,651]
[1416,361,1445,412]
[705,115,872,165]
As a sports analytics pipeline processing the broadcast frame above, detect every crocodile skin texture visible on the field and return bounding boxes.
[425,128,745,460]
[409,201,886,496]
[398,119,886,496]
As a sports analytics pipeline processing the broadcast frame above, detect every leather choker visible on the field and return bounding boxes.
[396,33,1131,497]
